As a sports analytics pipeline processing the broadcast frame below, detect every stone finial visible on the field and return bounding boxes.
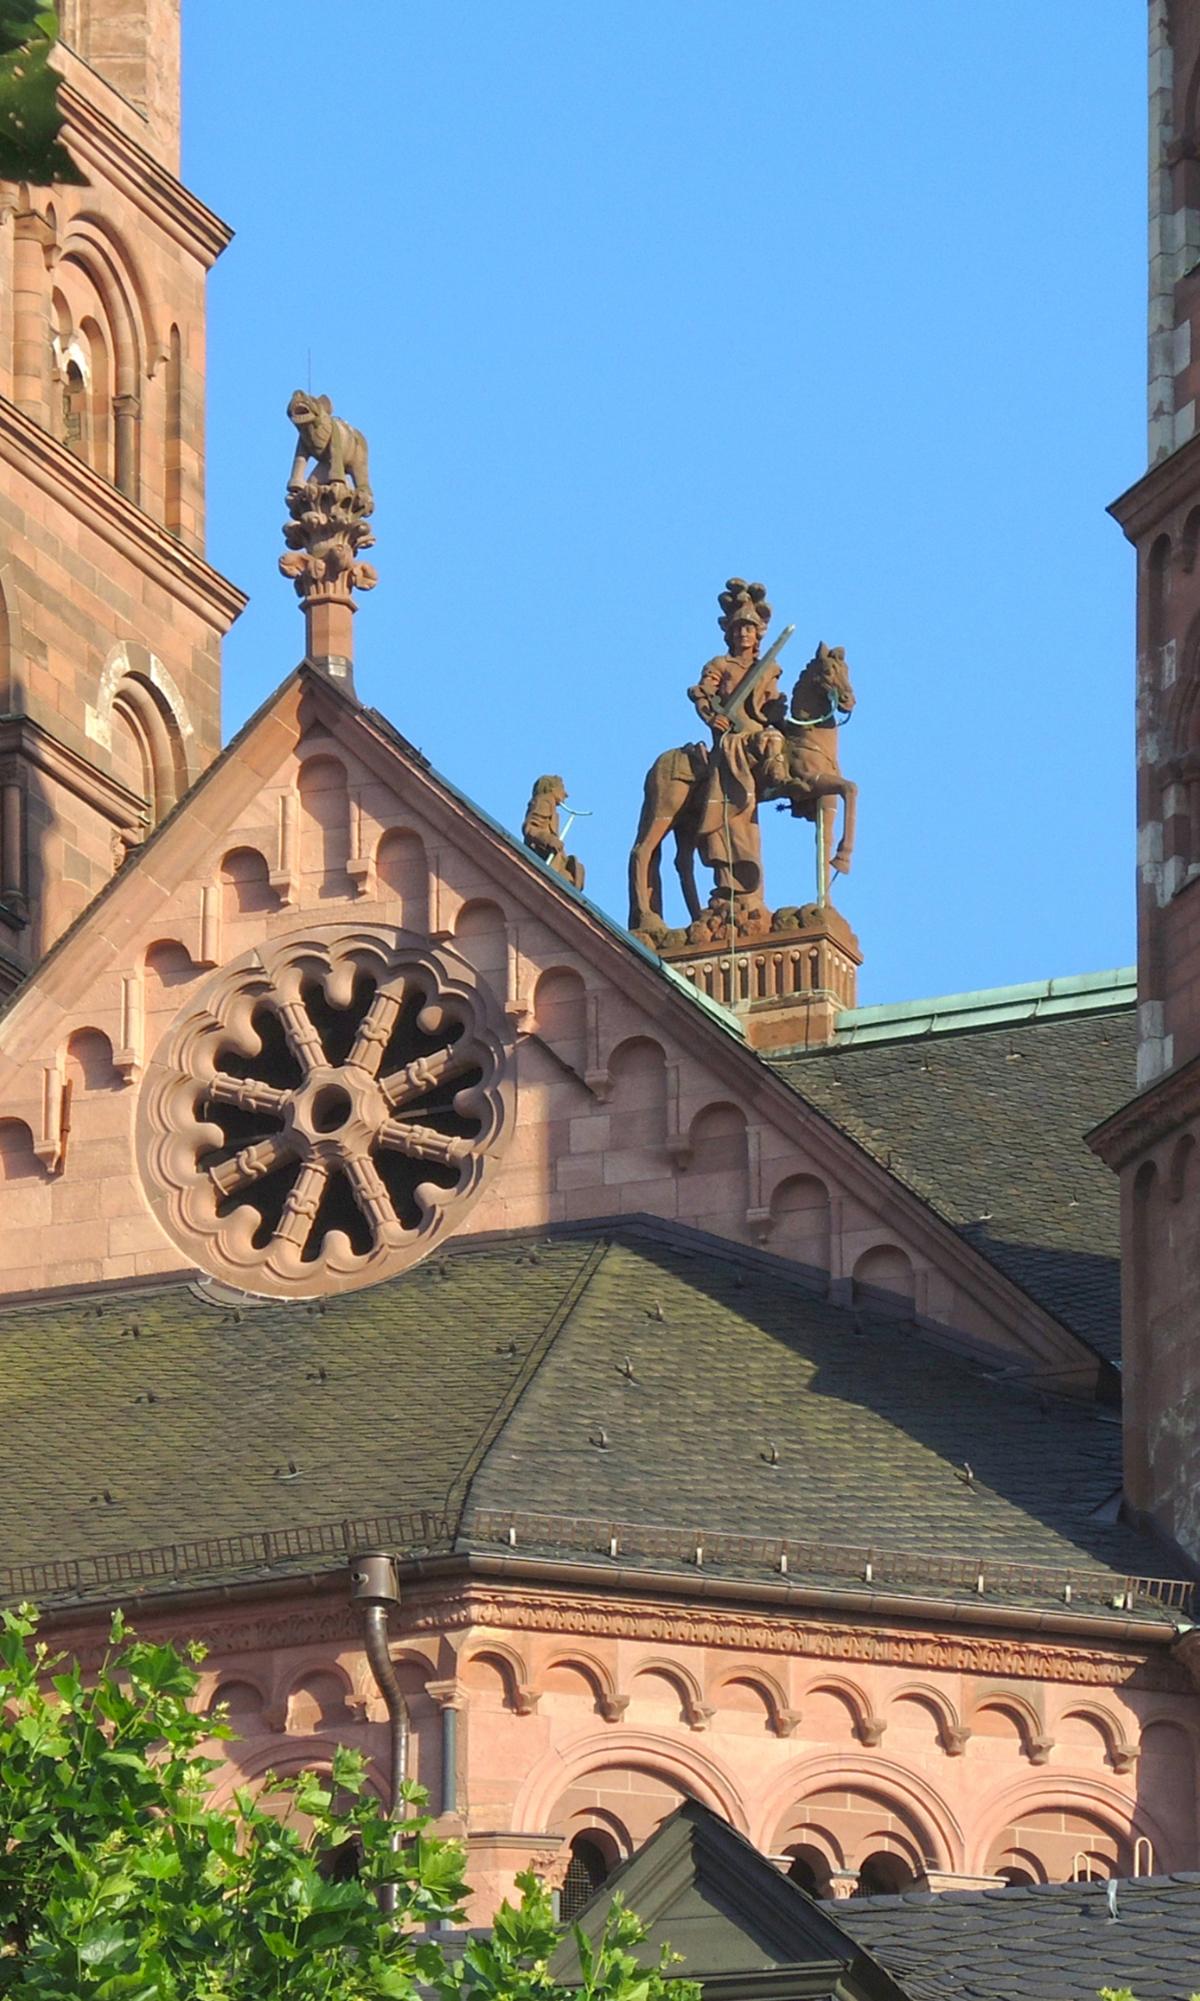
[522,775,586,891]
[279,391,376,687]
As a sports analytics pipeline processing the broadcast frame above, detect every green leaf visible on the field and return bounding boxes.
[259,1928,299,1960]
[78,1922,131,1966]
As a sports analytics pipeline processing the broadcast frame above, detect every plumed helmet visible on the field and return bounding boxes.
[718,576,771,638]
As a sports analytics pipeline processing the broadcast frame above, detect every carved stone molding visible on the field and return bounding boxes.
[399,1587,1188,1692]
[50,1579,1189,1699]
[136,926,513,1296]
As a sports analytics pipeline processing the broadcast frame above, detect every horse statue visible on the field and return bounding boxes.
[628,642,857,937]
[774,641,858,905]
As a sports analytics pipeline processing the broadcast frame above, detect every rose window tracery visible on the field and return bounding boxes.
[138,929,512,1296]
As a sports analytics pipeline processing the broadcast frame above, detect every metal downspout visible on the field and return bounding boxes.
[350,1551,410,1914]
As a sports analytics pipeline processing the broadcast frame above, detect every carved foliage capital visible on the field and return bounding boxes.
[280,484,378,606]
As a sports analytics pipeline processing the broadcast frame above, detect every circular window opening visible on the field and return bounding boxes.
[138,928,513,1297]
[311,1082,354,1132]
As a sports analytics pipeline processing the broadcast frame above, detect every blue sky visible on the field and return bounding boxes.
[185,2,1145,1006]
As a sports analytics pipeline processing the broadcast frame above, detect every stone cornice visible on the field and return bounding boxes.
[1087,1048,1200,1168]
[43,1573,1188,1694]
[1108,431,1200,543]
[0,398,246,633]
[0,712,146,826]
[409,1585,1188,1691]
[56,82,233,266]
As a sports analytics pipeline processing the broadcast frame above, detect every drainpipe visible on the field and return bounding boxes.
[349,1550,409,1913]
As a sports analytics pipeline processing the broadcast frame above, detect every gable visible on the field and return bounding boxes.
[0,669,1105,1378]
[549,1802,901,2000]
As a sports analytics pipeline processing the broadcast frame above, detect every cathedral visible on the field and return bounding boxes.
[5,0,1200,1954]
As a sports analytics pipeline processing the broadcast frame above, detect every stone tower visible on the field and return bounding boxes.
[0,0,243,986]
[1093,0,1200,1558]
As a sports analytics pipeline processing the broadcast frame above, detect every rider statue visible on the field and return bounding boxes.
[627,578,857,948]
[688,578,788,934]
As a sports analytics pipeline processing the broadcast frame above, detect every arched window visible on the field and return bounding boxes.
[853,1851,915,1897]
[62,358,88,459]
[559,1834,611,1921]
[785,1846,832,1899]
[996,1866,1035,1887]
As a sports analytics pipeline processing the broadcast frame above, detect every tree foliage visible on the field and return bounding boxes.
[0,1607,696,2001]
[0,6,85,185]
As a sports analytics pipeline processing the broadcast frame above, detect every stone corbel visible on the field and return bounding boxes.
[115,967,143,1081]
[262,1698,289,1733]
[941,1724,972,1757]
[346,789,372,895]
[1110,1739,1139,1776]
[856,1713,886,1748]
[513,1683,540,1717]
[684,1698,715,1732]
[270,792,297,905]
[1027,1733,1054,1766]
[772,1707,802,1739]
[598,1692,629,1723]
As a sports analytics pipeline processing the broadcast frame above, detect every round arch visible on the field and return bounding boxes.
[515,1728,748,1836]
[709,1663,792,1734]
[750,1751,962,1871]
[91,643,198,810]
[537,1648,620,1708]
[967,1773,1166,1880]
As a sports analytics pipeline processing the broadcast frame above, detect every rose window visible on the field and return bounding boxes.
[138,928,512,1296]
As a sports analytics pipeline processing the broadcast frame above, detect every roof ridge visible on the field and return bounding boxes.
[443,1235,612,1528]
[778,966,1136,1055]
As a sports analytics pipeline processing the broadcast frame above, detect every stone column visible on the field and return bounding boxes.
[12,207,55,428]
[279,480,377,690]
[426,1678,465,1818]
[2,777,26,914]
[113,392,141,502]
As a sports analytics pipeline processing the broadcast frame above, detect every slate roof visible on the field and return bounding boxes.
[839,1874,1200,2001]
[550,1799,904,2000]
[771,1002,1134,1367]
[0,1221,1184,1617]
[547,1802,1200,2001]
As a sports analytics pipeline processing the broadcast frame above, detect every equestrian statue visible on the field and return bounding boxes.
[628,578,857,947]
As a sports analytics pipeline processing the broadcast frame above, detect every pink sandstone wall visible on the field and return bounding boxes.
[0,697,1094,1388]
[49,1578,1199,1919]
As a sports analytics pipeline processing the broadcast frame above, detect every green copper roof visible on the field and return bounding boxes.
[830,967,1135,1048]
